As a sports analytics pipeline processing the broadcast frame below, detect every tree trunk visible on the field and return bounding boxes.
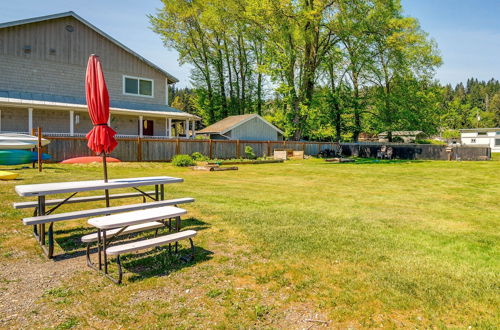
[257,72,263,116]
[352,73,361,142]
[223,37,235,115]
[216,36,228,118]
[238,34,247,114]
[231,47,241,115]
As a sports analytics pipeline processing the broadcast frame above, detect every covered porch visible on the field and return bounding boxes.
[0,93,200,139]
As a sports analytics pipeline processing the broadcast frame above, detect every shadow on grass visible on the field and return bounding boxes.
[323,158,425,165]
[2,166,71,171]
[53,217,210,261]
[122,244,214,282]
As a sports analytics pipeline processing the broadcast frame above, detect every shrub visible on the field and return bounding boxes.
[191,152,209,161]
[172,154,195,167]
[244,146,256,159]
[442,129,460,140]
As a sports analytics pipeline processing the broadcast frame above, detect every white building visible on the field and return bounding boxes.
[460,128,500,152]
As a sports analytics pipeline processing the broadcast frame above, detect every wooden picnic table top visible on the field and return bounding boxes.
[88,206,187,230]
[15,176,183,197]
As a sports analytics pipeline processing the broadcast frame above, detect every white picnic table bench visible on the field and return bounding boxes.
[86,206,197,283]
[13,176,193,258]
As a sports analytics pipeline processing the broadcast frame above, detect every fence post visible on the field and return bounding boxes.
[236,140,240,158]
[209,139,213,159]
[302,142,306,153]
[37,127,42,172]
[31,127,36,168]
[176,138,180,155]
[137,136,142,162]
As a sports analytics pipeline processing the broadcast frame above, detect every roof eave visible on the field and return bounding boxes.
[0,98,200,119]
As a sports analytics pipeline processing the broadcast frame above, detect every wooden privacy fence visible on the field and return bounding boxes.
[44,136,335,162]
[43,136,491,162]
[340,143,491,161]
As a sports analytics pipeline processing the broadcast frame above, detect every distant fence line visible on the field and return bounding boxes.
[43,136,491,162]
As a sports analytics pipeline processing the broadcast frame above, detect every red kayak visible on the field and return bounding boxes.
[60,156,121,164]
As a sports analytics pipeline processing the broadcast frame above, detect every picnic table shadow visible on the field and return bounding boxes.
[53,217,210,261]
[121,244,213,283]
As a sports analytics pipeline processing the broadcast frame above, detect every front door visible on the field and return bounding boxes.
[139,119,154,136]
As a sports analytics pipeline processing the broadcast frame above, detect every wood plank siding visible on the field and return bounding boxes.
[230,117,282,141]
[0,16,169,106]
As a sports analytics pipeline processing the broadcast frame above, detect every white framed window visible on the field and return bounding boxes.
[495,139,500,147]
[123,75,154,98]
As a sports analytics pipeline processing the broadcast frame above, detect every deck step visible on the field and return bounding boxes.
[106,230,197,256]
[81,221,164,243]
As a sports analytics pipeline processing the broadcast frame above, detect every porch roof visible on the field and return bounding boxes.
[0,90,200,120]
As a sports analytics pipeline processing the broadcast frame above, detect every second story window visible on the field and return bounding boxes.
[123,76,153,97]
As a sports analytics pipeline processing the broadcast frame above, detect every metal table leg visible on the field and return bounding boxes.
[35,196,55,259]
[103,230,108,274]
[97,229,102,270]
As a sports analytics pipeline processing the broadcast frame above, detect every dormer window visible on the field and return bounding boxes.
[123,76,153,97]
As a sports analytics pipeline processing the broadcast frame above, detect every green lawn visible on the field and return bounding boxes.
[0,157,498,328]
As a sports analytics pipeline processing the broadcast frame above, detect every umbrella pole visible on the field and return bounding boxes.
[102,152,110,207]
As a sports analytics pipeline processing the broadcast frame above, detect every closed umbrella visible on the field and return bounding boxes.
[85,54,118,207]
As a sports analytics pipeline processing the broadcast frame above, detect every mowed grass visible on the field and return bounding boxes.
[0,156,498,328]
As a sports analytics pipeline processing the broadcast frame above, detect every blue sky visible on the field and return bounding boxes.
[1,0,499,87]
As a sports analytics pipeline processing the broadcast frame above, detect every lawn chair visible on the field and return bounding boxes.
[378,146,387,159]
[386,147,394,160]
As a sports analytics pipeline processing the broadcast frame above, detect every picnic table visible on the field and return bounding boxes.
[14,176,185,258]
[86,205,196,283]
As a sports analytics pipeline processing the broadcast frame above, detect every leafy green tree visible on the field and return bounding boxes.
[363,0,441,141]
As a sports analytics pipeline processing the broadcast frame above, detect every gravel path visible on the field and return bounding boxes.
[0,253,83,327]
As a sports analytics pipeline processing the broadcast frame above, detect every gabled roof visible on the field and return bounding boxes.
[0,11,178,83]
[198,114,284,135]
[459,128,500,133]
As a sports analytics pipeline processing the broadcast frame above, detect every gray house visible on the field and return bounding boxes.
[197,114,284,141]
[0,11,199,138]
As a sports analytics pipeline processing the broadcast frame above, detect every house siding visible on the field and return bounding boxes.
[229,117,280,141]
[0,106,171,136]
[0,16,168,106]
[0,107,29,132]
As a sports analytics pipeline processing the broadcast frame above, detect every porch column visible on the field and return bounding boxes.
[185,119,189,138]
[69,110,74,136]
[192,120,196,138]
[166,118,172,138]
[139,115,143,137]
[28,108,33,133]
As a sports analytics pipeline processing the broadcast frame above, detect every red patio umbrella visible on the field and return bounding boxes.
[85,54,118,206]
